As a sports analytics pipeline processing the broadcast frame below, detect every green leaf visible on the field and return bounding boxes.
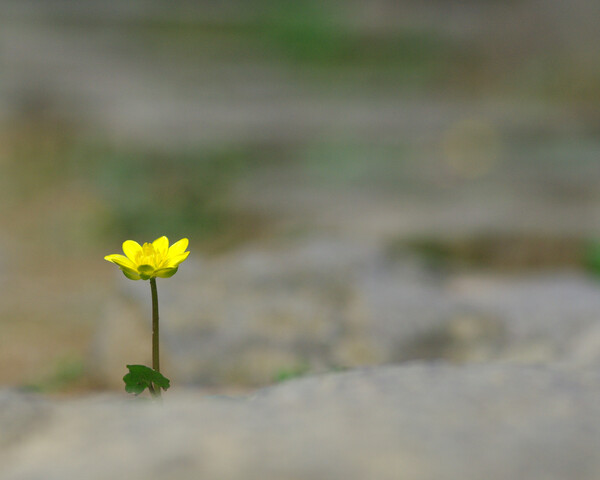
[123,365,170,395]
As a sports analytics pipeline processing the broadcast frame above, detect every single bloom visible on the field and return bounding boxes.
[105,236,190,280]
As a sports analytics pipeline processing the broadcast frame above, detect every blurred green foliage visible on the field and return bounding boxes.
[584,241,600,277]
[86,146,255,244]
[132,6,463,87]
[273,363,310,383]
[23,355,85,393]
[1,116,272,253]
[394,234,587,271]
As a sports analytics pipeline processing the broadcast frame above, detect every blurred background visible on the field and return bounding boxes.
[1,0,600,394]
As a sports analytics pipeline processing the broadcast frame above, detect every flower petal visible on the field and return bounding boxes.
[165,251,190,268]
[104,254,137,271]
[105,254,141,279]
[152,236,169,257]
[122,240,143,263]
[168,238,189,257]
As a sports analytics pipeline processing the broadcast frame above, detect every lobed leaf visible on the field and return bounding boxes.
[123,365,170,395]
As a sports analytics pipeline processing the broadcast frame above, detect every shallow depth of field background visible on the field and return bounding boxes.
[0,0,599,393]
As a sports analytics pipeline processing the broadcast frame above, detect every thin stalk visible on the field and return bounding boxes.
[150,277,161,398]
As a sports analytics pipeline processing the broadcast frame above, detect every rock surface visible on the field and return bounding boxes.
[2,363,599,480]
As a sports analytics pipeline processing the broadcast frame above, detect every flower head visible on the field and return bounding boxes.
[105,236,190,280]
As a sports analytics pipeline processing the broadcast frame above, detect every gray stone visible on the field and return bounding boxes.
[0,389,51,448]
[1,363,599,480]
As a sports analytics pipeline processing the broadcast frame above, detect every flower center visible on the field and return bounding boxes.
[136,243,165,269]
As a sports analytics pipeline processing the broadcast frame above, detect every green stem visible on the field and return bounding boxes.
[150,277,161,398]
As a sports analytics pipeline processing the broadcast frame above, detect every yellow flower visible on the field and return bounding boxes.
[105,236,190,280]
